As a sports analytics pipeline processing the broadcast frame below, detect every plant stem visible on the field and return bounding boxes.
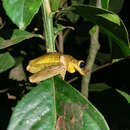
[81,26,100,98]
[81,0,101,98]
[58,31,64,53]
[41,0,55,52]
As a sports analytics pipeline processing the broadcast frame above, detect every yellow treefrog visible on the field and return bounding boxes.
[26,52,86,83]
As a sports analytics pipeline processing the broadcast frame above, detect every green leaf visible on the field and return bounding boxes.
[0,52,15,73]
[108,35,129,58]
[54,24,74,40]
[69,5,130,57]
[0,29,44,49]
[89,0,109,9]
[55,77,109,130]
[97,13,120,25]
[89,83,110,92]
[101,0,109,9]
[109,0,124,13]
[49,0,62,11]
[66,0,85,23]
[7,78,56,130]
[89,25,97,35]
[3,0,42,30]
[88,0,97,6]
[54,24,68,35]
[8,77,109,130]
[116,89,130,104]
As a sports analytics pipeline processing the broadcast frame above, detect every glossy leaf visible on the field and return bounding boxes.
[116,89,130,104]
[0,29,43,49]
[8,76,109,130]
[89,83,110,92]
[0,52,15,73]
[55,77,109,130]
[69,5,130,57]
[3,0,42,30]
[97,13,120,25]
[7,78,56,130]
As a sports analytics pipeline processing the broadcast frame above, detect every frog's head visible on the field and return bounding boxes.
[70,60,86,75]
[60,55,86,75]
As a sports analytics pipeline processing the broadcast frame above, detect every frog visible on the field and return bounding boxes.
[26,52,86,83]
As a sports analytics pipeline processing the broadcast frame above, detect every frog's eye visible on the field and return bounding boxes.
[78,61,86,68]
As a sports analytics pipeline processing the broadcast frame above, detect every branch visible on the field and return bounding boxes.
[81,26,100,98]
[81,0,102,98]
[58,31,64,53]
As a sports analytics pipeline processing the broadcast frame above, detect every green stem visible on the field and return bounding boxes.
[41,0,55,52]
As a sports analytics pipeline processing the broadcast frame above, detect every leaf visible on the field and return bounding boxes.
[3,0,42,30]
[54,24,74,40]
[66,0,85,23]
[109,0,124,13]
[0,29,43,49]
[8,76,109,130]
[101,0,109,9]
[0,52,15,73]
[108,36,129,58]
[9,63,27,81]
[55,77,109,130]
[116,89,130,104]
[49,0,62,11]
[97,13,120,25]
[89,0,109,9]
[89,83,110,92]
[89,25,97,35]
[88,0,97,6]
[69,5,130,57]
[7,78,56,130]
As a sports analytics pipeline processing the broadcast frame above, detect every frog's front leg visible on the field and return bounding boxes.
[29,63,67,83]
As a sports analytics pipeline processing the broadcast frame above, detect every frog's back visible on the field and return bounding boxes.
[29,52,62,65]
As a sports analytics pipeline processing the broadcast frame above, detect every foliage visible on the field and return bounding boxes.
[0,0,129,129]
[7,77,109,130]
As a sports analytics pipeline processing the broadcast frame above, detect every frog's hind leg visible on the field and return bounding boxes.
[29,63,67,83]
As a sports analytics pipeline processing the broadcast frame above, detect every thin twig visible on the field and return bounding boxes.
[55,39,60,51]
[7,93,16,100]
[93,62,112,73]
[63,28,71,40]
[60,0,68,8]
[0,17,5,29]
[93,56,128,73]
[67,77,78,83]
[0,88,8,93]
